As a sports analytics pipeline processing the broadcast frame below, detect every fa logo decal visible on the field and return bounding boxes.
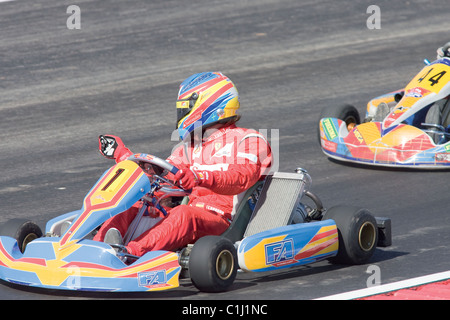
[265,239,294,265]
[138,270,166,287]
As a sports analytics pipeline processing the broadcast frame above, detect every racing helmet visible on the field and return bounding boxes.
[176,72,240,140]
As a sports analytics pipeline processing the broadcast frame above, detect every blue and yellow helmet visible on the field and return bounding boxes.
[176,72,240,140]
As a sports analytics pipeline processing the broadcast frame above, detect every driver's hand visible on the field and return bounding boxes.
[98,135,132,162]
[174,168,214,190]
[174,168,199,190]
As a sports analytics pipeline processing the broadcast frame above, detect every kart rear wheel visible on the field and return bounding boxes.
[189,236,237,292]
[318,104,361,141]
[0,218,43,253]
[322,205,377,265]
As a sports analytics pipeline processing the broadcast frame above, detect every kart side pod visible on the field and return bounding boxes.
[237,219,339,272]
[236,208,391,272]
[231,171,392,272]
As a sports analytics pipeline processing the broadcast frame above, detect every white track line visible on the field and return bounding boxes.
[315,271,450,300]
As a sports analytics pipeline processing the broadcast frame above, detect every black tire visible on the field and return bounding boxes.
[0,219,43,253]
[318,104,361,142]
[322,205,377,265]
[424,103,443,144]
[189,236,238,292]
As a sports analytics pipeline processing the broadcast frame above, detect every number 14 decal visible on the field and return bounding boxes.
[418,68,447,87]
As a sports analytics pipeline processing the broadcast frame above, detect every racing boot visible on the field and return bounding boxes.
[104,228,129,262]
[60,221,71,236]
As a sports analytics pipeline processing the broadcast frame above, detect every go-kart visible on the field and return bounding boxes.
[319,57,450,168]
[0,153,391,293]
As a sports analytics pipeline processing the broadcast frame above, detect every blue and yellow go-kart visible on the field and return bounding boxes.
[0,154,391,293]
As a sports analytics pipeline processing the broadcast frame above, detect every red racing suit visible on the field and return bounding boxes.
[94,124,272,256]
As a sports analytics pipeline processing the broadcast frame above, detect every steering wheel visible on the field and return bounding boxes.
[128,153,178,175]
[127,153,189,194]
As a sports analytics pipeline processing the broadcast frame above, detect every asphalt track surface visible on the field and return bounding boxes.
[0,0,450,302]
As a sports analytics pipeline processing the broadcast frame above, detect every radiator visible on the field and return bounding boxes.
[244,171,310,237]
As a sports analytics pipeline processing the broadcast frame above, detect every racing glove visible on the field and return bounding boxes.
[173,168,214,190]
[98,135,132,162]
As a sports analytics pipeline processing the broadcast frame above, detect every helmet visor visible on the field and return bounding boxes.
[176,92,198,128]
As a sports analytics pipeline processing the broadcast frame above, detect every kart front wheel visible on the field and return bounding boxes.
[189,236,237,292]
[318,104,361,141]
[0,218,43,253]
[322,205,377,265]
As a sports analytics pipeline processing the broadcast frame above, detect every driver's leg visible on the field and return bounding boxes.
[93,202,140,242]
[126,205,230,256]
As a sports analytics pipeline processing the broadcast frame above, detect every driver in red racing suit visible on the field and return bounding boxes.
[93,72,272,257]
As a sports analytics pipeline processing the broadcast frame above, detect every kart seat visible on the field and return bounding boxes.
[424,98,450,143]
[221,180,264,243]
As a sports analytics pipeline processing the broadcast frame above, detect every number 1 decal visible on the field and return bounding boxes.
[102,168,125,191]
